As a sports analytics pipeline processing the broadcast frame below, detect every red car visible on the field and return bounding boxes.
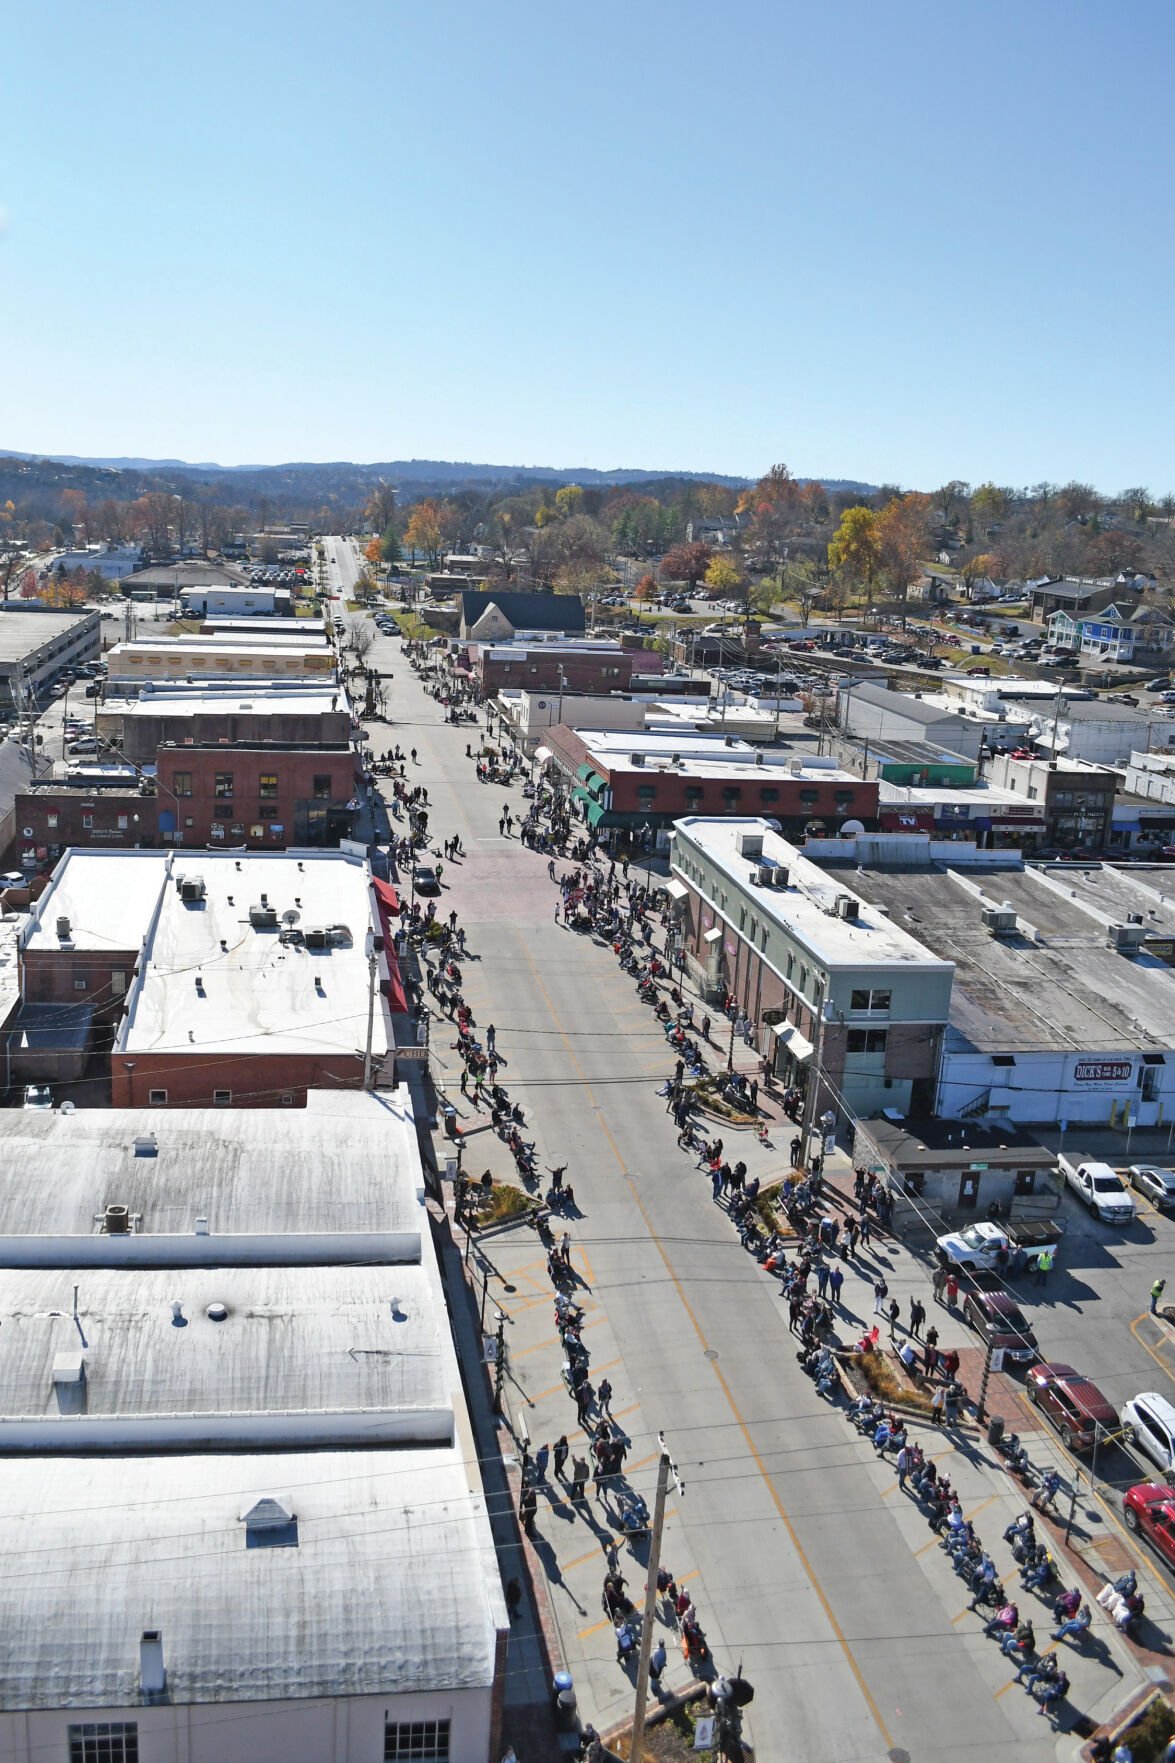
[1026,1362,1117,1451]
[1124,1482,1175,1570]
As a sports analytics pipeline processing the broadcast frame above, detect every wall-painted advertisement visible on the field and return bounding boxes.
[1073,1059,1134,1084]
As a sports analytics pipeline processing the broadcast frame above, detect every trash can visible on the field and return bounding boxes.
[987,1414,1005,1448]
[442,1104,458,1141]
[552,1670,576,1731]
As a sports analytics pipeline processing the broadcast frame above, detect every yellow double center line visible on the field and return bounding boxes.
[520,940,896,1750]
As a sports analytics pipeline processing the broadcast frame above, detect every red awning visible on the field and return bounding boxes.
[371,878,408,1014]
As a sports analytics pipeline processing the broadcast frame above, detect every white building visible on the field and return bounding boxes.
[179,584,284,617]
[0,1093,507,1763]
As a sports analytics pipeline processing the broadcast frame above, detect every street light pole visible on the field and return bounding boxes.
[629,1441,680,1763]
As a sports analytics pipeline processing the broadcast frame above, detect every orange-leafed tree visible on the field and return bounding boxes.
[661,541,713,590]
[364,537,383,566]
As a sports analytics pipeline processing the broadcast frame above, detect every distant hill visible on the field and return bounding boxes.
[0,447,874,496]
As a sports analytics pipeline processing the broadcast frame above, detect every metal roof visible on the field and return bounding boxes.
[0,1092,423,1264]
[0,1449,501,1708]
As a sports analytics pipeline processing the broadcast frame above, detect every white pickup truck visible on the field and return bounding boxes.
[1058,1155,1137,1226]
[935,1218,1062,1273]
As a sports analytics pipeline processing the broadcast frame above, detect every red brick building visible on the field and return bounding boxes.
[472,641,661,698]
[15,786,159,871]
[155,743,358,848]
[544,727,879,841]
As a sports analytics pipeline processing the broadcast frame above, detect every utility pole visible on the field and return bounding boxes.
[362,949,378,1089]
[630,1440,682,1763]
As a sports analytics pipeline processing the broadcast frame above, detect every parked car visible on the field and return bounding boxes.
[1128,1165,1175,1210]
[413,866,440,895]
[1059,1155,1137,1225]
[1026,1362,1118,1450]
[961,1288,1038,1364]
[1123,1393,1175,1474]
[1123,1482,1175,1568]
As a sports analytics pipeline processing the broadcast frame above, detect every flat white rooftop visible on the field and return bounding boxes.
[122,682,349,717]
[0,1092,423,1264]
[108,638,329,662]
[0,1449,501,1707]
[878,781,1032,809]
[0,1264,450,1445]
[672,817,954,973]
[578,728,759,763]
[24,850,390,1060]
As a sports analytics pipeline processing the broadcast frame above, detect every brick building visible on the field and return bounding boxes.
[14,783,158,870]
[103,681,353,763]
[544,727,878,842]
[472,639,660,698]
[154,743,357,848]
[669,817,954,1129]
[15,849,399,1105]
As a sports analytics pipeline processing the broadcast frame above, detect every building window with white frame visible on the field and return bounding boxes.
[69,1723,139,1763]
[384,1719,451,1762]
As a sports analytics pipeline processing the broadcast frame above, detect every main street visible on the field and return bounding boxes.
[359,594,1148,1762]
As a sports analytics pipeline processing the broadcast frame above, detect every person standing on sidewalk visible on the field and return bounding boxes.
[650,1639,667,1685]
[553,1434,569,1480]
[570,1456,589,1500]
[1152,1278,1167,1315]
[932,1263,947,1304]
[873,1275,889,1316]
[910,1298,926,1339]
[533,1441,550,1482]
[597,1377,613,1416]
[828,1265,845,1309]
[1035,1247,1053,1287]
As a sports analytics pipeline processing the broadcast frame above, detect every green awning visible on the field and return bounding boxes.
[576,761,597,782]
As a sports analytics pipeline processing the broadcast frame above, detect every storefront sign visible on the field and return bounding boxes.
[1074,1059,1133,1083]
[1144,937,1175,963]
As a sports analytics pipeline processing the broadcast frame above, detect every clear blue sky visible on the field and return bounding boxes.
[3,0,1172,491]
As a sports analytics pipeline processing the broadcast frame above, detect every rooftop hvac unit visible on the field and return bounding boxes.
[836,894,860,920]
[1108,922,1145,953]
[179,876,206,903]
[772,866,790,889]
[249,904,279,929]
[735,831,764,859]
[303,927,328,949]
[754,864,772,886]
[630,752,645,766]
[103,1204,130,1235]
[980,906,1018,936]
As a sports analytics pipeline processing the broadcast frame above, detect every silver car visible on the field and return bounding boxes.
[1128,1165,1175,1210]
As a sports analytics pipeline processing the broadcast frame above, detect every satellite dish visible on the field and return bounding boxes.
[282,908,301,926]
[841,819,866,837]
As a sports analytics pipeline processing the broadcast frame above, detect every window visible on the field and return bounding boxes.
[835,790,856,809]
[250,823,265,838]
[312,774,332,800]
[117,815,128,831]
[173,771,192,797]
[798,788,820,806]
[214,805,233,820]
[213,1089,232,1106]
[722,786,742,804]
[69,1724,139,1763]
[849,988,891,1013]
[214,772,234,798]
[148,1089,167,1105]
[259,804,278,818]
[73,979,87,991]
[384,1721,450,1762]
[847,1028,888,1054]
[112,972,126,996]
[259,773,278,800]
[759,787,780,805]
[280,1092,294,1105]
[47,812,58,830]
[637,784,657,803]
[82,814,92,830]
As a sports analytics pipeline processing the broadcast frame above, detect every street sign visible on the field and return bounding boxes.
[393,1046,430,1061]
[483,1336,499,1364]
[990,1349,1007,1373]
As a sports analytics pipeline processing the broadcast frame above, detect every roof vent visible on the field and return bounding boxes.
[55,915,72,942]
[241,1497,299,1549]
[194,1216,209,1236]
[52,1352,85,1386]
[103,1204,130,1235]
[140,1631,166,1695]
[179,876,206,903]
[206,1300,228,1321]
[133,1133,157,1158]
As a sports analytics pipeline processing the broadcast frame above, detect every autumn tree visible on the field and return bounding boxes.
[404,500,443,567]
[555,514,610,575]
[1085,529,1145,576]
[366,482,398,533]
[827,505,880,599]
[59,489,88,540]
[738,463,801,567]
[934,480,970,523]
[662,540,713,590]
[632,573,658,601]
[554,484,584,519]
[1058,481,1097,520]
[970,483,1013,528]
[365,537,383,566]
[131,492,177,557]
[0,547,24,602]
[877,493,932,620]
[95,499,128,542]
[703,556,746,600]
[1120,486,1151,522]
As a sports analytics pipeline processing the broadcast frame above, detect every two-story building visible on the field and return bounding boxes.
[154,743,357,848]
[102,681,353,764]
[669,817,954,1126]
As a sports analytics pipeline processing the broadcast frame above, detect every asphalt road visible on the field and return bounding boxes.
[359,587,1108,1762]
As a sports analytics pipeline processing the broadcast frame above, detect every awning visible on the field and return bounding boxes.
[371,879,408,1015]
[771,1021,795,1041]
[534,746,552,763]
[576,761,596,782]
[703,927,723,945]
[777,1028,814,1062]
[665,878,689,902]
